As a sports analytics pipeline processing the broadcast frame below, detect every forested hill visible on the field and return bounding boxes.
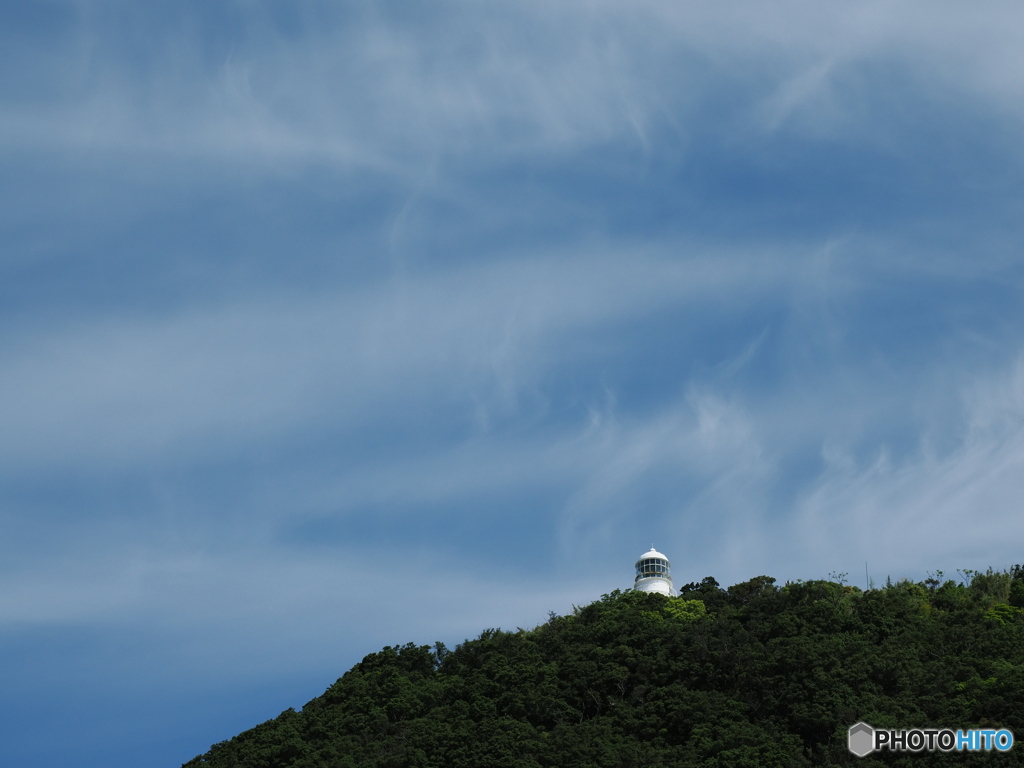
[184,569,1024,767]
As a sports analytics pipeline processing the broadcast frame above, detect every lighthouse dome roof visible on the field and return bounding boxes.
[636,547,669,563]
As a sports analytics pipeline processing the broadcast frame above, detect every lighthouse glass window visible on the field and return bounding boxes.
[638,559,668,576]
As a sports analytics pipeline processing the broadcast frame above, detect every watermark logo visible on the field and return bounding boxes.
[848,722,874,757]
[848,722,1014,756]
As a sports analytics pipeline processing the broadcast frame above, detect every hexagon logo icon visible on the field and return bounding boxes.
[848,722,875,757]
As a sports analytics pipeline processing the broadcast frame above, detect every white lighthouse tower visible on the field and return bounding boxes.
[634,547,674,595]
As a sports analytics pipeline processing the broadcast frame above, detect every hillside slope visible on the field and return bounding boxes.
[184,570,1024,767]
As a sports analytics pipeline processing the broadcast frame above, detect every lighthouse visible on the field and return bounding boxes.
[634,547,673,595]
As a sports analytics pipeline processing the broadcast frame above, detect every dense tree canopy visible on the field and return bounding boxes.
[184,569,1024,767]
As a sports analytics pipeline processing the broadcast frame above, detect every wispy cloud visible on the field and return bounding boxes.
[795,353,1024,576]
[0,248,787,470]
[5,1,1024,169]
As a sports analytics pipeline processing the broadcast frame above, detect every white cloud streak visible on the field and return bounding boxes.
[0,249,784,470]
[795,354,1024,576]
[4,1,1024,169]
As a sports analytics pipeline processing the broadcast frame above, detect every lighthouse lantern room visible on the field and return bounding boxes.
[634,547,673,595]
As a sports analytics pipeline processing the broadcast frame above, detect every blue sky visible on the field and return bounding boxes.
[3,1,1024,765]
